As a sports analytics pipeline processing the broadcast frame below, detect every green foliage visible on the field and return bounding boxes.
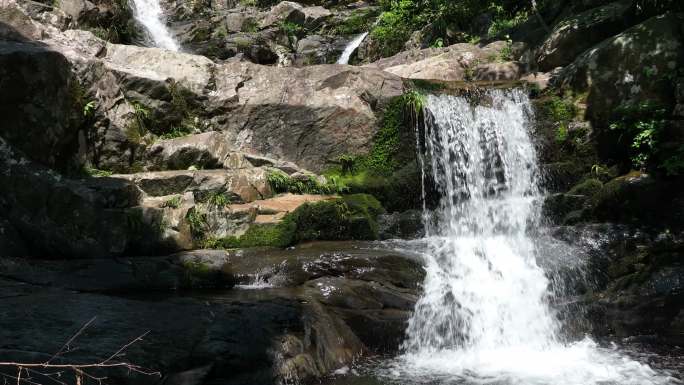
[83,101,97,117]
[369,0,533,58]
[279,20,303,47]
[81,166,113,177]
[161,196,182,209]
[487,9,527,39]
[339,155,355,175]
[543,95,577,143]
[209,216,297,249]
[332,8,378,35]
[498,38,513,62]
[267,170,343,195]
[186,207,208,240]
[125,100,150,143]
[608,101,680,174]
[267,170,290,193]
[242,18,259,33]
[207,192,231,209]
[159,126,192,140]
[206,194,385,249]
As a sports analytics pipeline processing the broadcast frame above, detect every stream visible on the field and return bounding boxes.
[314,90,682,384]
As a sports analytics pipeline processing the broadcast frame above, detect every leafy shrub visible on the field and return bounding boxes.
[332,8,379,35]
[207,192,230,209]
[609,101,682,175]
[368,0,533,58]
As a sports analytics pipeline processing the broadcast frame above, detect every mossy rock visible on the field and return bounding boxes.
[568,178,603,197]
[342,194,385,218]
[181,259,232,288]
[593,171,660,223]
[209,194,386,249]
[212,218,297,249]
[543,193,587,223]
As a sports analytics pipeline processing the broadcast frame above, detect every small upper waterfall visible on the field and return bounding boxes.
[130,0,179,51]
[337,32,368,64]
[384,90,676,385]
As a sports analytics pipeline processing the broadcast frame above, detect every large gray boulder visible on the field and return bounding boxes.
[210,61,404,171]
[555,13,684,127]
[536,0,636,71]
[260,1,305,29]
[0,137,133,258]
[367,41,524,82]
[0,40,81,170]
[30,30,404,172]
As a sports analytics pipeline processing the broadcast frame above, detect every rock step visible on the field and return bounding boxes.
[144,131,306,175]
[111,168,272,204]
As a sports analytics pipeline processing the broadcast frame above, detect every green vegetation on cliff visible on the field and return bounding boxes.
[204,194,385,249]
[370,0,532,57]
[609,101,684,176]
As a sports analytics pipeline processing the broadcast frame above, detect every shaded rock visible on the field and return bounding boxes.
[0,279,309,385]
[0,218,27,257]
[302,5,331,28]
[260,1,305,29]
[555,13,684,129]
[536,0,636,71]
[474,61,525,81]
[0,243,425,383]
[144,132,234,171]
[0,250,233,292]
[378,209,424,240]
[0,137,132,258]
[0,39,81,170]
[113,169,272,203]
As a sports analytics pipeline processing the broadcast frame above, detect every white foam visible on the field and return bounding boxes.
[393,90,677,385]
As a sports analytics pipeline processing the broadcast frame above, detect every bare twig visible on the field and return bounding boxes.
[0,318,161,385]
[45,317,97,365]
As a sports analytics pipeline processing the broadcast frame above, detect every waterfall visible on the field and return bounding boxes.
[337,32,368,65]
[130,0,179,51]
[385,90,675,385]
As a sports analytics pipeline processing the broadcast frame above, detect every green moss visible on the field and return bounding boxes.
[331,8,379,35]
[568,178,603,197]
[342,194,385,218]
[216,217,297,248]
[342,92,421,177]
[209,194,386,249]
[181,260,228,288]
[81,166,113,177]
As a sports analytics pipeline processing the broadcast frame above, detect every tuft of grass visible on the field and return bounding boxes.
[186,207,208,240]
[207,192,231,209]
[161,196,182,209]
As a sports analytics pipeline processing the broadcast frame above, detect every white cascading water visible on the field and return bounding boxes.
[337,32,368,64]
[130,0,179,51]
[387,90,676,385]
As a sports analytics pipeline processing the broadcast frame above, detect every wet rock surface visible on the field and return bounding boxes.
[0,242,425,385]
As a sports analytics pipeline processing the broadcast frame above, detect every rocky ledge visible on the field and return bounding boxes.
[0,242,424,385]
